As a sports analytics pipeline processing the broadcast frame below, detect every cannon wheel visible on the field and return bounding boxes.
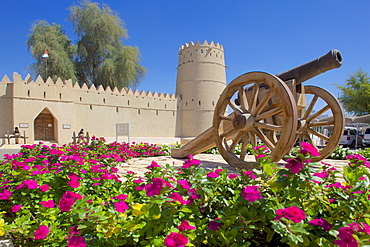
[294,86,345,162]
[213,72,298,169]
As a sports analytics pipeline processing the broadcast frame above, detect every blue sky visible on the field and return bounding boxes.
[0,0,369,101]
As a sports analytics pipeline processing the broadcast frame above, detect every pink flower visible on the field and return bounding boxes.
[145,178,172,197]
[334,227,358,247]
[313,171,329,178]
[181,155,201,169]
[283,206,306,223]
[243,170,257,179]
[208,220,223,231]
[285,158,304,174]
[308,218,332,231]
[11,204,22,212]
[0,189,11,200]
[65,226,81,240]
[34,225,49,240]
[68,236,86,247]
[68,179,80,188]
[134,177,144,184]
[207,171,219,178]
[168,192,188,205]
[178,180,190,189]
[116,194,128,200]
[178,220,196,231]
[58,192,79,212]
[241,186,263,202]
[41,200,55,208]
[300,142,320,156]
[147,161,161,169]
[23,179,38,189]
[164,232,188,247]
[228,173,238,179]
[39,184,50,192]
[114,200,129,213]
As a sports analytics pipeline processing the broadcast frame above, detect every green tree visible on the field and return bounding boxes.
[27,20,77,82]
[69,0,146,88]
[336,68,370,116]
[27,1,146,89]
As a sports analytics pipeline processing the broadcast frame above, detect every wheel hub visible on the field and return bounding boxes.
[297,118,307,134]
[233,114,255,131]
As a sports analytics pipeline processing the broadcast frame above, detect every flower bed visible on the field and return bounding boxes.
[1,140,370,246]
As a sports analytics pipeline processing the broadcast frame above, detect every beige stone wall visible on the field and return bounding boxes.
[0,73,178,145]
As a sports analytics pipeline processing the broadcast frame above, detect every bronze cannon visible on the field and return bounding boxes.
[172,50,345,169]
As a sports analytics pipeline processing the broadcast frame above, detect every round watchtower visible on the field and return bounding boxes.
[175,41,226,141]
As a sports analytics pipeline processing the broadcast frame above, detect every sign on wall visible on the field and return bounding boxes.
[116,123,130,143]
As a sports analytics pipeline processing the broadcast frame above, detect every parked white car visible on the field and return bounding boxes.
[339,127,364,148]
[364,128,370,147]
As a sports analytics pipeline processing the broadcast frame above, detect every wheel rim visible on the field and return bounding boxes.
[295,86,345,162]
[213,72,298,169]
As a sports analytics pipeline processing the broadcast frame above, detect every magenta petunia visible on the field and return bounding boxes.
[300,142,320,156]
[178,179,190,189]
[23,179,38,189]
[145,178,172,197]
[228,174,238,179]
[11,204,22,212]
[68,179,80,188]
[241,186,263,202]
[243,170,257,179]
[285,158,304,174]
[208,220,223,231]
[178,220,196,231]
[0,189,11,200]
[147,161,161,169]
[34,225,49,240]
[168,192,188,205]
[334,227,358,247]
[181,155,201,169]
[283,206,306,223]
[164,232,188,247]
[308,218,332,231]
[207,171,219,178]
[39,184,50,192]
[67,236,86,247]
[41,200,55,208]
[114,200,129,213]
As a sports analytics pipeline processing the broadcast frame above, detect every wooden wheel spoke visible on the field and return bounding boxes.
[228,98,243,115]
[239,133,249,161]
[248,132,257,147]
[253,128,275,151]
[307,105,330,122]
[238,87,249,112]
[255,106,283,121]
[220,128,238,139]
[308,121,335,127]
[252,88,274,116]
[229,132,243,152]
[219,115,234,121]
[254,122,282,132]
[303,95,319,119]
[307,128,330,141]
[303,132,314,145]
[250,82,260,112]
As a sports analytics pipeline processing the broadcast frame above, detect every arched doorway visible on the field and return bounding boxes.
[34,109,55,141]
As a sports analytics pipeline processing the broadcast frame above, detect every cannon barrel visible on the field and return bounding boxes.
[275,49,342,84]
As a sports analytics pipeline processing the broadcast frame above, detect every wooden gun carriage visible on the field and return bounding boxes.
[172,50,345,169]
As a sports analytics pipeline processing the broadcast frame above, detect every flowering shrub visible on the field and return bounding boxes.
[1,140,370,246]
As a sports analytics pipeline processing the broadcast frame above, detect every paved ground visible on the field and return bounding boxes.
[118,153,349,179]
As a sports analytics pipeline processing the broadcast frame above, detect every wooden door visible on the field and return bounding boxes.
[34,114,54,140]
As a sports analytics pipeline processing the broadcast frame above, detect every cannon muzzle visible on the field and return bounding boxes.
[276,49,342,84]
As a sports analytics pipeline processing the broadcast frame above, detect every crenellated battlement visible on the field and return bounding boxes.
[179,40,223,52]
[0,72,176,101]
